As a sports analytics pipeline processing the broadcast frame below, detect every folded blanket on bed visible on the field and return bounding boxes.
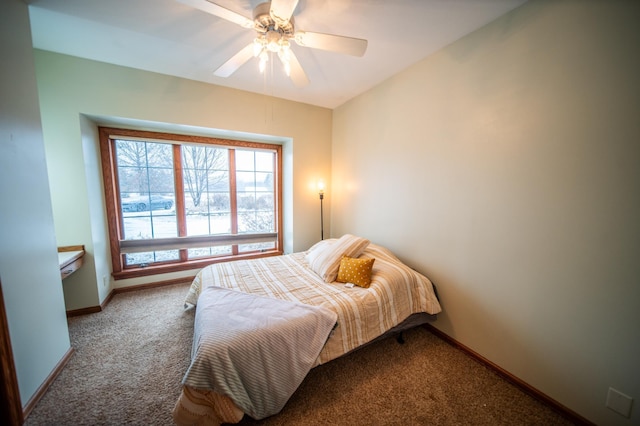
[182,286,338,420]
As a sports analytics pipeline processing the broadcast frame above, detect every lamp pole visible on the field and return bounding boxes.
[319,190,324,240]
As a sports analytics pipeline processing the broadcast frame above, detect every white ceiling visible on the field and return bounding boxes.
[27,0,527,109]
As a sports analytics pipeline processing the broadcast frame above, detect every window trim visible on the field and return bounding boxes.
[99,127,283,280]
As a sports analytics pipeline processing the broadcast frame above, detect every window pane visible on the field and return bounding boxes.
[235,150,255,171]
[237,192,256,212]
[235,150,275,234]
[236,171,255,191]
[257,192,274,210]
[239,242,275,253]
[186,211,231,236]
[122,214,152,240]
[208,171,229,192]
[183,145,231,237]
[188,246,232,259]
[125,250,180,266]
[146,143,173,168]
[148,214,178,238]
[117,140,174,195]
[238,211,274,233]
[254,172,272,191]
[210,192,230,212]
[183,145,228,212]
[116,139,177,243]
[255,151,273,172]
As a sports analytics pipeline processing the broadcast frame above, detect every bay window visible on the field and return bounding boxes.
[99,127,282,279]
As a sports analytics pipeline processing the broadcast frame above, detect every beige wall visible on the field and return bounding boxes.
[34,51,332,310]
[332,1,640,425]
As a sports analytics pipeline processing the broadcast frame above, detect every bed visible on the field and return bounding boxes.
[172,234,442,425]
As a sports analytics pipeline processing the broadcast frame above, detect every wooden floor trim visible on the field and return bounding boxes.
[65,277,194,317]
[423,324,594,426]
[21,347,74,421]
[112,276,195,295]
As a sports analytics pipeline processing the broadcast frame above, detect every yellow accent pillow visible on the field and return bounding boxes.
[336,256,375,288]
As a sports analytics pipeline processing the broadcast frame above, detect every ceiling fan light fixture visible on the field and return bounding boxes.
[277,44,291,76]
[259,50,269,73]
[266,30,282,52]
[189,0,365,87]
[253,37,265,56]
[277,42,290,60]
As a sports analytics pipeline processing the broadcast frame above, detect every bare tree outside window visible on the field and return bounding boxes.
[182,145,227,207]
[116,140,173,196]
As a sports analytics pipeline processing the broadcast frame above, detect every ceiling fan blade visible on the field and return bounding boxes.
[269,0,299,25]
[294,31,368,57]
[214,43,255,77]
[284,49,309,88]
[177,0,254,29]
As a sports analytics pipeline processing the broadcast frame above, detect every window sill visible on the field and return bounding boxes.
[112,250,282,280]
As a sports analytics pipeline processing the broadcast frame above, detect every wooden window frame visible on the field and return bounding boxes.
[99,127,283,280]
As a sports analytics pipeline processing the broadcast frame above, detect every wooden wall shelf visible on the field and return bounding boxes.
[58,245,85,280]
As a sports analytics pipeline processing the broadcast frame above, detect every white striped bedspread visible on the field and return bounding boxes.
[183,286,337,420]
[173,243,441,424]
[183,243,441,365]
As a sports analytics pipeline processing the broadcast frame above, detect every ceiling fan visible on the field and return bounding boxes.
[178,0,368,87]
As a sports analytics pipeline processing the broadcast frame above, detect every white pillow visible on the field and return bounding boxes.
[306,238,335,255]
[306,234,370,282]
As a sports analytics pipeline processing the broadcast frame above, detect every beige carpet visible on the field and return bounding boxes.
[25,283,574,425]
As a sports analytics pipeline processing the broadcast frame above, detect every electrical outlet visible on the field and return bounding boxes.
[606,387,633,418]
[102,275,109,288]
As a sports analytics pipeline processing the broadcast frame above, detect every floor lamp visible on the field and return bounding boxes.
[318,182,325,240]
